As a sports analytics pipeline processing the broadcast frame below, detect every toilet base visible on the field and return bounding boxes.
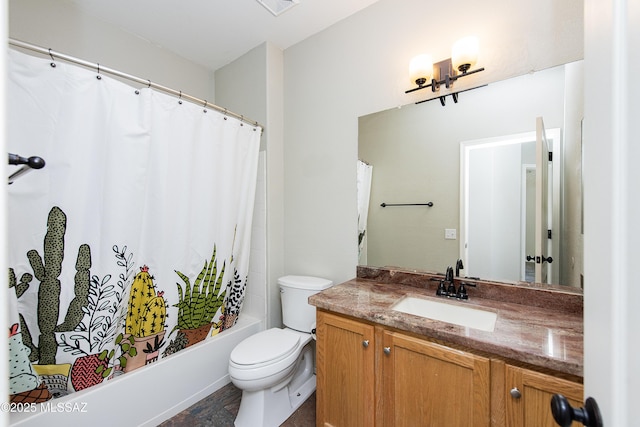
[233,346,316,427]
[234,374,315,427]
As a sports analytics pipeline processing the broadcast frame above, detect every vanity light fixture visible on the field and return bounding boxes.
[406,36,485,105]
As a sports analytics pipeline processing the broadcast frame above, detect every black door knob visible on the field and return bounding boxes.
[551,394,603,427]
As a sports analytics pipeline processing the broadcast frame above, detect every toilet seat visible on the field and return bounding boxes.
[229,328,312,384]
[230,328,301,368]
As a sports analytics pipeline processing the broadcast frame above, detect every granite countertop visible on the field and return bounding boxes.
[309,277,583,377]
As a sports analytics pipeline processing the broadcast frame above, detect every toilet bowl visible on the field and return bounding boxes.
[228,275,332,427]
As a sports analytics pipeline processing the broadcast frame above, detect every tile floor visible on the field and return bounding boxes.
[158,382,316,427]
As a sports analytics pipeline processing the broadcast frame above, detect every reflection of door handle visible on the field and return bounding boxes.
[526,255,535,262]
[535,255,553,264]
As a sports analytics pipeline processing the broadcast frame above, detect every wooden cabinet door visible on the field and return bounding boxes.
[381,329,491,427]
[505,364,584,427]
[316,310,375,427]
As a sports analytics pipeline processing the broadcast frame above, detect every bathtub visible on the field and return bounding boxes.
[9,315,263,426]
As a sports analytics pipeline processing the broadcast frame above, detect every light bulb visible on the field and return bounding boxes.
[452,36,479,73]
[409,54,433,86]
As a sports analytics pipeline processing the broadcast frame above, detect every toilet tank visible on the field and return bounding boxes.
[278,275,333,333]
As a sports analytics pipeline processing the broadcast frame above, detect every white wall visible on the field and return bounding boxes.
[9,0,214,99]
[584,0,640,423]
[283,0,583,285]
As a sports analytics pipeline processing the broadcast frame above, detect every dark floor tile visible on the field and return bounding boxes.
[281,392,316,427]
[158,383,314,427]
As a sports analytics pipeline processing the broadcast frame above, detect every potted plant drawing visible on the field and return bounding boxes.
[122,265,168,372]
[142,333,166,365]
[56,245,138,391]
[172,246,227,347]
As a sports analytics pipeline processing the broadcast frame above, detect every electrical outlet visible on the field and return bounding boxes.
[445,229,457,240]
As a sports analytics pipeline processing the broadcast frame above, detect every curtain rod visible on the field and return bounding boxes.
[9,38,263,129]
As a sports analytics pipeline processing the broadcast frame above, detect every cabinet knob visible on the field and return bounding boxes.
[362,340,369,348]
[383,346,391,355]
[510,387,522,399]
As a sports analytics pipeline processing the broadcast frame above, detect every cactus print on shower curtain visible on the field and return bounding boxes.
[7,47,261,405]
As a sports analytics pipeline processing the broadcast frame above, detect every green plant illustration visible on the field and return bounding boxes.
[12,206,91,365]
[94,333,137,379]
[172,246,226,334]
[8,268,31,299]
[126,266,168,338]
[162,331,188,357]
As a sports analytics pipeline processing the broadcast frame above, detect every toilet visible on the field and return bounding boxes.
[228,275,333,427]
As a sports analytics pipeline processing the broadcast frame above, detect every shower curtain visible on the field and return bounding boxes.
[6,49,261,402]
[357,160,372,262]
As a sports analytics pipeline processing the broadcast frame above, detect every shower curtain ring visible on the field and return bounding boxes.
[48,49,56,68]
[223,108,228,120]
[178,91,182,105]
[96,63,102,80]
[240,115,244,126]
[147,80,151,88]
[203,100,208,113]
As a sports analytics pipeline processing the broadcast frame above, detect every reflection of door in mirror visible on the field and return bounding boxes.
[460,127,561,284]
[357,160,373,264]
[535,117,550,283]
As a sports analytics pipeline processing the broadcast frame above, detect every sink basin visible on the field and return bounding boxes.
[391,296,497,332]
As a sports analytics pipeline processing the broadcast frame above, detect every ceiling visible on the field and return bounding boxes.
[68,0,381,71]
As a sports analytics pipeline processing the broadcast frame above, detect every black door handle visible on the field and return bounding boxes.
[551,394,603,427]
[535,255,554,264]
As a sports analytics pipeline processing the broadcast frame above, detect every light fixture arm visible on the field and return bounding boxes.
[405,65,484,94]
[414,84,488,106]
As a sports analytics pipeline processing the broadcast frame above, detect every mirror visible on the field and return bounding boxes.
[358,61,584,287]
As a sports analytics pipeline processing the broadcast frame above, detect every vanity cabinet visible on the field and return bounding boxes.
[317,309,584,427]
[504,364,583,427]
[316,310,375,427]
[381,329,491,427]
[316,310,490,427]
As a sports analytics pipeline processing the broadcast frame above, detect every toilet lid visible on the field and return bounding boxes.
[231,328,301,366]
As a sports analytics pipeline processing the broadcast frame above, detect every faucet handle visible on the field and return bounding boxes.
[456,282,476,300]
[446,281,457,297]
[456,283,468,300]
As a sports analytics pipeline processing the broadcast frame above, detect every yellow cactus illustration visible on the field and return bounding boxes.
[126,266,167,338]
